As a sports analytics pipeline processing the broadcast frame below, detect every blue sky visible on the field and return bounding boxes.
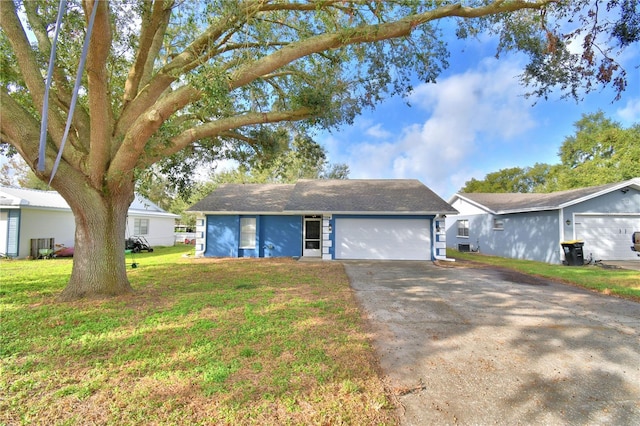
[316,36,640,200]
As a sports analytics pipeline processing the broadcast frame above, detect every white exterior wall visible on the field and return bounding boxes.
[451,198,487,215]
[126,214,177,247]
[2,209,176,259]
[17,208,76,258]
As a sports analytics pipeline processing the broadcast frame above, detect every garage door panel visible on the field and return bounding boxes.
[575,215,640,261]
[335,218,430,260]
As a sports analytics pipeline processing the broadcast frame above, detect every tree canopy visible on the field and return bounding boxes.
[460,111,640,193]
[1,0,636,299]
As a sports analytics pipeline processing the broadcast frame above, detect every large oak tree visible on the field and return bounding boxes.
[1,0,634,299]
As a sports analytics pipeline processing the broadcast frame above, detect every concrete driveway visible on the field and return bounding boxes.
[343,261,640,425]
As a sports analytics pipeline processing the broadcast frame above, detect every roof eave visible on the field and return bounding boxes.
[128,210,180,218]
[190,210,457,216]
[558,177,640,208]
[187,210,285,215]
[291,210,458,216]
[494,206,559,215]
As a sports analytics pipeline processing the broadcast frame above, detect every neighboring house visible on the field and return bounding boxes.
[187,179,457,261]
[0,186,179,258]
[446,178,640,264]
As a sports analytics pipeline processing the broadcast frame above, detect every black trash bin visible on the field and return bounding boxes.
[561,241,585,266]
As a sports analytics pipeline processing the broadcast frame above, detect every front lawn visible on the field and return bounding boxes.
[447,249,640,301]
[0,245,396,425]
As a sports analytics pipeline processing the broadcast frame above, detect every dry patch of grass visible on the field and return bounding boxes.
[1,247,396,425]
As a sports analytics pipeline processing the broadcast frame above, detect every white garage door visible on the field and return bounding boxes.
[335,218,431,260]
[575,215,640,261]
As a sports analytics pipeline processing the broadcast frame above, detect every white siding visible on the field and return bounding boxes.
[126,215,177,247]
[15,209,75,258]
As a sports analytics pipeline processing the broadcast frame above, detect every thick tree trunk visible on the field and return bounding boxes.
[58,187,134,301]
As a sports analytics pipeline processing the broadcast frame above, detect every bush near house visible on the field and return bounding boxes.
[0,246,396,425]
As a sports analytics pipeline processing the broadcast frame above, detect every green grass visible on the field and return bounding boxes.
[0,245,396,425]
[447,249,640,301]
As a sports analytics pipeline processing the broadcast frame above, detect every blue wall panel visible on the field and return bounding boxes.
[205,215,239,257]
[260,215,302,257]
[205,215,303,258]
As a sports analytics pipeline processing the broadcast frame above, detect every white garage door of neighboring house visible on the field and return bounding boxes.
[335,218,431,260]
[575,215,640,261]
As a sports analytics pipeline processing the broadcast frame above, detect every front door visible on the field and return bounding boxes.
[303,217,322,257]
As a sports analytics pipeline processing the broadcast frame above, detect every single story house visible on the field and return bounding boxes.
[187,179,457,261]
[0,186,179,258]
[445,178,640,264]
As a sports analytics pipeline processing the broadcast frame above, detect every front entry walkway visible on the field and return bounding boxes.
[343,260,640,425]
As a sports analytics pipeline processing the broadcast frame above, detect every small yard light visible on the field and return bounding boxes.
[566,219,571,226]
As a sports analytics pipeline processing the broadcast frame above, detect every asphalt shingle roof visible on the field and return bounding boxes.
[458,179,640,213]
[188,179,456,214]
[188,184,296,213]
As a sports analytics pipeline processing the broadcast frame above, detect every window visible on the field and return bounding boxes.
[493,218,504,230]
[240,217,256,249]
[457,219,469,237]
[134,218,149,235]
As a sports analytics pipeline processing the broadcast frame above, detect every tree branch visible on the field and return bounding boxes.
[229,0,558,88]
[22,2,93,151]
[115,1,265,139]
[137,107,313,169]
[111,85,202,175]
[0,4,45,109]
[85,0,113,188]
[140,2,173,89]
[0,91,42,163]
[0,3,70,153]
[123,0,173,103]
[0,90,86,184]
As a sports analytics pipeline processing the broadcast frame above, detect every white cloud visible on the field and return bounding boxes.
[617,97,640,124]
[331,58,537,198]
[365,123,392,139]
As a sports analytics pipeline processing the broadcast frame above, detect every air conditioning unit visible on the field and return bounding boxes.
[458,243,471,252]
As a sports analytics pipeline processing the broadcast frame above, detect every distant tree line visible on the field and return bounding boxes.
[460,111,640,193]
